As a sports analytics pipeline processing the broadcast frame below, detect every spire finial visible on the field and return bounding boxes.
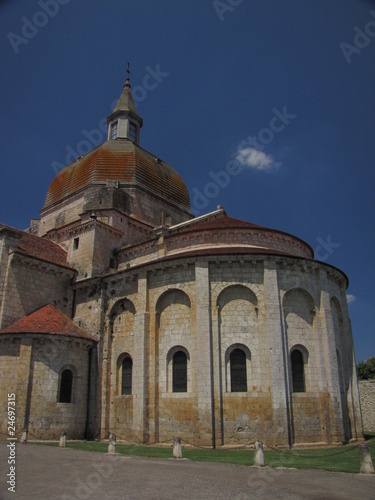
[124,62,131,88]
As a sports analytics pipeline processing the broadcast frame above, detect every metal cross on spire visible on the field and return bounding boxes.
[124,62,131,88]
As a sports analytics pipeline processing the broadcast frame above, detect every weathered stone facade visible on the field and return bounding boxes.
[0,306,96,440]
[358,380,375,432]
[0,76,364,447]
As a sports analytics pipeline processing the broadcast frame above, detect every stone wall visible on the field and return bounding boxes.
[358,380,375,432]
[74,254,363,447]
[126,186,192,228]
[39,191,84,237]
[109,298,136,440]
[67,221,125,279]
[0,253,74,330]
[0,335,93,440]
[0,338,21,428]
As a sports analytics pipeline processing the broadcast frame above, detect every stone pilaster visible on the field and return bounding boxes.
[99,287,110,439]
[133,271,149,443]
[213,303,224,447]
[340,291,363,439]
[264,260,290,447]
[317,269,345,443]
[195,260,214,447]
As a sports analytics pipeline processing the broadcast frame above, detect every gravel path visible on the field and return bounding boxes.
[0,443,374,499]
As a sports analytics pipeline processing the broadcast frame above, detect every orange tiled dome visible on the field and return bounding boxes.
[44,139,190,211]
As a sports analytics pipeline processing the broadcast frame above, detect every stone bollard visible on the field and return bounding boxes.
[59,432,67,448]
[359,443,374,474]
[20,429,28,444]
[173,437,183,459]
[253,440,265,467]
[108,433,116,454]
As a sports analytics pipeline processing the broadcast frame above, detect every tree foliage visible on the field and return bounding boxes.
[357,356,375,380]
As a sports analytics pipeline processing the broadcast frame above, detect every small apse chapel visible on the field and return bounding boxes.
[0,73,363,448]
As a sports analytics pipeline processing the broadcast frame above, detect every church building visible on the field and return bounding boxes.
[0,73,363,448]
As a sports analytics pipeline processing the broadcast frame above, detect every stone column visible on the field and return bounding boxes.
[195,261,214,447]
[133,271,149,443]
[263,261,290,447]
[317,269,345,443]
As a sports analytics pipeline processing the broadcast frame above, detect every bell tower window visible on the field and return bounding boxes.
[110,121,118,140]
[128,122,137,142]
[106,69,143,143]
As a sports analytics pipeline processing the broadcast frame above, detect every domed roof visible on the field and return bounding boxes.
[43,139,191,211]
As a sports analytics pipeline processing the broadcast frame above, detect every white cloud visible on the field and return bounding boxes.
[235,146,281,171]
[346,294,356,303]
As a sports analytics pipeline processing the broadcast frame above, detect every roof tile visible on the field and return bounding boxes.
[44,139,191,211]
[0,304,96,341]
[0,224,71,268]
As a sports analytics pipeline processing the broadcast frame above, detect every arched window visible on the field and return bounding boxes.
[230,349,247,392]
[121,357,132,395]
[173,351,187,393]
[291,349,305,392]
[59,369,73,403]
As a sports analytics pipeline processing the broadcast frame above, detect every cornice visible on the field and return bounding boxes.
[9,249,76,277]
[68,219,123,237]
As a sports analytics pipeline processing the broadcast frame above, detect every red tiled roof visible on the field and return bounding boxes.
[44,139,191,211]
[174,215,262,234]
[0,304,96,341]
[169,215,314,258]
[0,224,71,268]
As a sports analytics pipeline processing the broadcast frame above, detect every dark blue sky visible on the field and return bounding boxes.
[0,0,374,361]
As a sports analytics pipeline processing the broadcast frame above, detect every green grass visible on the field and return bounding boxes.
[34,436,375,474]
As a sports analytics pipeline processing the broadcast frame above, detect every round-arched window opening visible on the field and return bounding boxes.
[230,349,247,392]
[291,349,305,392]
[121,357,133,395]
[172,351,187,393]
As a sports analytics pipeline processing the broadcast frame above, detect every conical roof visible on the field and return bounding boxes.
[0,304,96,341]
[113,77,139,116]
[107,76,143,128]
